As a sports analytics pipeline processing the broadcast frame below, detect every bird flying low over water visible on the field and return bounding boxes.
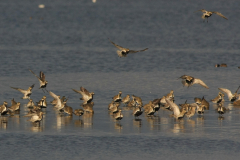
[165,98,187,119]
[72,87,94,104]
[29,69,48,93]
[49,91,64,111]
[218,86,240,102]
[11,84,35,99]
[179,75,209,89]
[109,38,148,57]
[28,111,44,123]
[195,9,228,22]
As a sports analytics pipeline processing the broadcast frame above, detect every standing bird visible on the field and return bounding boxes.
[109,39,148,57]
[11,84,34,99]
[127,99,136,107]
[179,75,209,89]
[211,92,224,103]
[133,106,143,119]
[29,70,48,93]
[8,102,21,112]
[0,101,8,115]
[114,109,123,121]
[132,95,143,107]
[37,96,47,108]
[218,86,240,102]
[215,64,227,67]
[26,99,35,108]
[112,91,122,102]
[152,98,161,112]
[109,102,121,114]
[195,9,228,23]
[81,102,94,113]
[72,87,94,104]
[143,101,155,116]
[217,103,226,116]
[122,95,130,105]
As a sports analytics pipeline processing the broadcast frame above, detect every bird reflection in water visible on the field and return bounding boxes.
[74,119,84,127]
[133,119,142,132]
[196,116,204,127]
[56,115,73,130]
[0,116,8,129]
[145,115,160,131]
[133,119,142,128]
[9,114,20,126]
[30,122,44,132]
[218,116,225,121]
[172,121,185,134]
[82,112,94,128]
[187,119,196,128]
[114,123,122,133]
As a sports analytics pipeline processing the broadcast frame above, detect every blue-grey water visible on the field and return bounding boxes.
[0,0,240,159]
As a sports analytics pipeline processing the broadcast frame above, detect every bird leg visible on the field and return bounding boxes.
[42,88,45,93]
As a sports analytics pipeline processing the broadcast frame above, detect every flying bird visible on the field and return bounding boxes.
[49,91,64,111]
[109,39,148,57]
[179,75,209,89]
[218,86,240,102]
[11,84,34,99]
[72,87,94,104]
[165,98,187,119]
[195,9,228,22]
[29,69,48,93]
[27,111,44,123]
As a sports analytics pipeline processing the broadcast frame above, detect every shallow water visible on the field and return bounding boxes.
[1,0,240,159]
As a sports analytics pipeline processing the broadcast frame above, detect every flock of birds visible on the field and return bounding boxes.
[0,9,233,127]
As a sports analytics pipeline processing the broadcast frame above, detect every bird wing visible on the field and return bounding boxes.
[193,78,209,89]
[189,103,198,108]
[212,11,228,20]
[29,69,42,82]
[109,39,129,51]
[181,80,189,87]
[72,88,82,95]
[30,84,35,90]
[11,98,17,106]
[40,71,46,81]
[165,98,180,117]
[49,91,59,100]
[49,91,61,108]
[80,87,90,95]
[11,87,27,94]
[218,88,233,100]
[128,48,148,54]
